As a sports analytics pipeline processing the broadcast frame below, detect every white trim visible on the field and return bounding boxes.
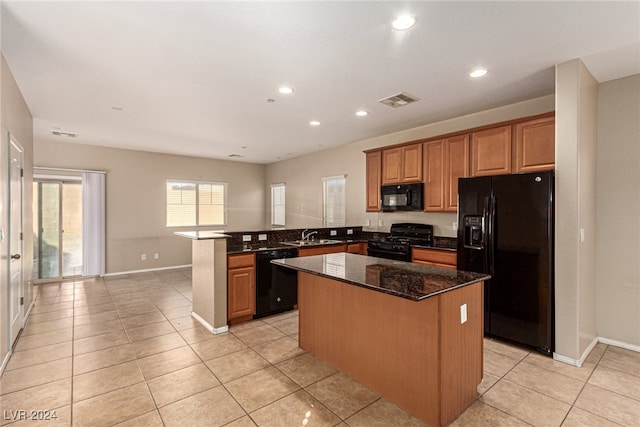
[34,166,106,174]
[554,336,640,367]
[101,264,192,277]
[191,312,228,335]
[599,337,640,353]
[0,351,11,376]
[553,352,582,367]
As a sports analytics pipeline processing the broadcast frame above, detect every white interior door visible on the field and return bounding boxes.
[9,136,24,346]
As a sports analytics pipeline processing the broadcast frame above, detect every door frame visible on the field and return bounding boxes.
[8,133,25,348]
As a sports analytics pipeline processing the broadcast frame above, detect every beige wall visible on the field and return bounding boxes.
[1,53,34,368]
[34,142,266,274]
[555,59,599,361]
[596,74,640,347]
[265,95,556,237]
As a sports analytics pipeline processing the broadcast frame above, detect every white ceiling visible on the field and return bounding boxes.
[2,1,639,164]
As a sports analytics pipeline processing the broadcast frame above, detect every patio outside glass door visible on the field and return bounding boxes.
[33,180,83,281]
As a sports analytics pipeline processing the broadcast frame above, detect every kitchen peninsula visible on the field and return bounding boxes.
[273,253,490,427]
[175,231,230,334]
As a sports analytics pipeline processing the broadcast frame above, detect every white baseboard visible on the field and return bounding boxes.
[102,264,192,277]
[554,336,639,367]
[0,350,11,376]
[191,312,228,335]
[599,337,640,353]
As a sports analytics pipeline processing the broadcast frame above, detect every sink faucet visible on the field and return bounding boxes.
[301,229,318,241]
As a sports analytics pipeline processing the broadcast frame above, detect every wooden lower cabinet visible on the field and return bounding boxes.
[298,244,347,257]
[412,248,457,269]
[227,253,256,324]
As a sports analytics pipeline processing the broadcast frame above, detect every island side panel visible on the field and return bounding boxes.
[298,272,442,427]
[191,238,228,332]
[439,281,484,425]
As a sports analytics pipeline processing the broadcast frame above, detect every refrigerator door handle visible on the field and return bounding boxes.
[487,196,496,276]
[482,197,489,247]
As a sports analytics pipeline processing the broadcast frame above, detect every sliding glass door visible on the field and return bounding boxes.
[32,180,83,281]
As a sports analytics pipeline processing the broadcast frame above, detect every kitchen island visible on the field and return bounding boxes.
[273,253,490,427]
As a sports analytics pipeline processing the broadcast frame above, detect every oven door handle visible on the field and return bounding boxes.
[367,247,410,261]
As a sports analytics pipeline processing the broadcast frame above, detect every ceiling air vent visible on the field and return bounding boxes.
[228,154,243,158]
[52,130,78,138]
[378,92,420,108]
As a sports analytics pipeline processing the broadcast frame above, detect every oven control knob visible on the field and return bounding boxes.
[277,297,281,302]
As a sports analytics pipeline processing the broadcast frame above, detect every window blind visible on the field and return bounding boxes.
[271,183,285,226]
[322,175,346,227]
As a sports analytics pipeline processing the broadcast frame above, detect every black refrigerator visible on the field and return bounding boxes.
[457,171,554,355]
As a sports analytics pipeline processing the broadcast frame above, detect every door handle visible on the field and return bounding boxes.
[11,254,21,260]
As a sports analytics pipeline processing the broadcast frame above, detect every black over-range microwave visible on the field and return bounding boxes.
[380,183,423,211]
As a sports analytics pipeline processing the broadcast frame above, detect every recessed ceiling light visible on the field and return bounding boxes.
[309,120,321,126]
[356,110,369,117]
[468,68,488,78]
[392,15,416,31]
[278,86,294,94]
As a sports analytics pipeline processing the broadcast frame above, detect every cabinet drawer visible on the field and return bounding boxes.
[228,253,256,269]
[411,248,457,267]
[298,244,346,257]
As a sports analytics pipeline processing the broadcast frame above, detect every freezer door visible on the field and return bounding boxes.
[457,176,491,273]
[489,171,554,353]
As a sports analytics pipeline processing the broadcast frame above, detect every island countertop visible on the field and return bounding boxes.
[272,252,489,301]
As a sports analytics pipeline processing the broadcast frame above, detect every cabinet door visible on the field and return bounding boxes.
[514,116,555,173]
[445,135,470,212]
[471,125,512,176]
[366,151,382,212]
[411,248,457,269]
[382,148,402,184]
[401,143,423,182]
[424,140,445,211]
[228,267,255,320]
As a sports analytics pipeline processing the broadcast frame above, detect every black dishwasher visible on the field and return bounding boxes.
[254,248,298,318]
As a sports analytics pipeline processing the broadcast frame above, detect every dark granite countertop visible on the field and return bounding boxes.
[227,238,368,254]
[272,253,488,301]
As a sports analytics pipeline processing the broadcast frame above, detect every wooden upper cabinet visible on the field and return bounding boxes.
[471,125,512,177]
[401,143,423,182]
[382,148,402,183]
[445,135,470,212]
[382,143,423,184]
[366,151,382,212]
[514,116,555,173]
[423,140,446,211]
[423,135,469,213]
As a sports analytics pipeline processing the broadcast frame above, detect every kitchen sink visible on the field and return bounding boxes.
[280,239,343,247]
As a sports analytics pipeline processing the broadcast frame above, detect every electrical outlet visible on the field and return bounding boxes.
[365,219,371,226]
[580,228,585,242]
[242,235,252,242]
[453,222,458,231]
[141,254,147,261]
[347,229,353,235]
[330,230,337,236]
[258,234,267,241]
[378,219,384,227]
[154,253,159,260]
[460,304,467,324]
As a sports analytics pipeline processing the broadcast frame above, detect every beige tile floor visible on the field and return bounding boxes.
[1,269,639,426]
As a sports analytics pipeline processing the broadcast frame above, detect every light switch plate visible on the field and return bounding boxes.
[347,229,353,235]
[580,228,585,242]
[258,234,267,241]
[330,230,337,236]
[460,304,467,324]
[242,235,252,242]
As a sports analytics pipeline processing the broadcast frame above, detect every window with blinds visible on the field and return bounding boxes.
[271,183,285,226]
[166,180,227,227]
[322,175,346,227]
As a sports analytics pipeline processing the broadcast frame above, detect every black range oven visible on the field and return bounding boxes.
[367,223,433,262]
